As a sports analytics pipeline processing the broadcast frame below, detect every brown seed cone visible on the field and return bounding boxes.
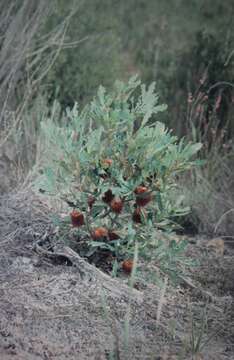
[108,230,120,241]
[102,189,115,204]
[136,194,152,207]
[122,259,133,273]
[134,186,148,195]
[110,198,124,214]
[91,227,108,240]
[132,207,146,224]
[134,186,152,207]
[70,210,85,227]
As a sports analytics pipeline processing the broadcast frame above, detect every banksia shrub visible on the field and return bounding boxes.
[38,76,201,280]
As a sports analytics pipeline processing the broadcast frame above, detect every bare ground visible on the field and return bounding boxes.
[0,191,233,360]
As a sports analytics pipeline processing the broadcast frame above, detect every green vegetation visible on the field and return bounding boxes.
[40,1,234,238]
[0,2,233,358]
[44,0,234,137]
[1,0,233,249]
[37,77,201,281]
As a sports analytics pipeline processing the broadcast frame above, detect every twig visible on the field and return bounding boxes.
[207,81,234,94]
[179,276,217,302]
[214,208,234,233]
[33,241,143,302]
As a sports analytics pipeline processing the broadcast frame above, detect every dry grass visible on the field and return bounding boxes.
[178,152,234,238]
[0,0,83,194]
[0,189,52,250]
[0,189,233,359]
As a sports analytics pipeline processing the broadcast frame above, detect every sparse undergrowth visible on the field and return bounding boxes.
[0,190,233,360]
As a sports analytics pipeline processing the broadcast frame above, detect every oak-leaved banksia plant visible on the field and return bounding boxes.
[37,76,202,281]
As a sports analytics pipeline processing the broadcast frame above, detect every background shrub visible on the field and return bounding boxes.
[44,0,234,137]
